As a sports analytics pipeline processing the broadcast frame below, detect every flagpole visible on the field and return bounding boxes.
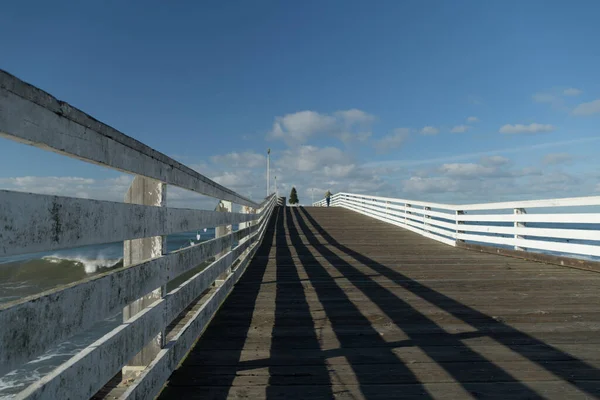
[266,148,270,196]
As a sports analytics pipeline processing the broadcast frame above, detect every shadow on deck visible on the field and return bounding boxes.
[158,206,600,399]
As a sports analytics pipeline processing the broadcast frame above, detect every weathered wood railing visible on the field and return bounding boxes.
[0,70,276,399]
[315,192,600,266]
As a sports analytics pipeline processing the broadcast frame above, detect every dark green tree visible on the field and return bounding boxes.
[289,187,299,205]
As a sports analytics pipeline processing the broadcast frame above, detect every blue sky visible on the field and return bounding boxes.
[1,0,599,206]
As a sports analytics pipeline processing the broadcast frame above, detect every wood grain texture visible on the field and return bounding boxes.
[0,69,258,207]
[155,207,600,399]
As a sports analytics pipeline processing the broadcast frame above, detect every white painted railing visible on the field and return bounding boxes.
[0,70,277,399]
[314,192,600,259]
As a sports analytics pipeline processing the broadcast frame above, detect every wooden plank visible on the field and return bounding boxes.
[341,198,457,232]
[155,206,600,400]
[457,233,600,257]
[166,237,254,323]
[120,247,257,400]
[0,69,258,207]
[168,222,258,278]
[459,224,600,241]
[159,381,600,400]
[17,299,165,400]
[457,212,600,224]
[340,202,456,246]
[458,242,600,273]
[336,191,600,211]
[0,257,163,378]
[0,201,271,378]
[166,360,600,386]
[120,202,275,400]
[0,189,261,257]
[182,343,600,366]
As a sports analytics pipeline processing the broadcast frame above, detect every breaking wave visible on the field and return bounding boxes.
[41,255,123,274]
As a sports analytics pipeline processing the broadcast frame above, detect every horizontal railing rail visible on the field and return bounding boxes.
[0,69,257,208]
[13,195,277,400]
[314,192,600,259]
[0,70,277,399]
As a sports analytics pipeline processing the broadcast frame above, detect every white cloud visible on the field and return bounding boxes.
[437,162,513,179]
[542,153,573,165]
[373,128,410,152]
[572,99,600,116]
[499,123,555,134]
[364,137,600,170]
[269,110,336,143]
[212,171,256,188]
[403,176,460,193]
[466,116,479,123]
[211,151,265,168]
[337,131,372,143]
[450,125,470,133]
[334,109,375,124]
[480,155,510,167]
[420,126,439,135]
[533,87,584,112]
[268,109,376,144]
[563,88,582,96]
[278,145,350,173]
[323,164,356,179]
[0,175,133,202]
[439,163,496,177]
[399,156,590,202]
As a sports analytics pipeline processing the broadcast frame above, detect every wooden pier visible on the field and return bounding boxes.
[2,69,600,399]
[158,206,600,399]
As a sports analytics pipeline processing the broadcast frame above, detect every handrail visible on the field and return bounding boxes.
[0,70,277,399]
[0,190,264,257]
[314,192,600,260]
[0,69,258,208]
[315,191,600,211]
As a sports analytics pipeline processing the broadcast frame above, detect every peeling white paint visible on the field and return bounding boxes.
[17,299,165,400]
[0,203,269,377]
[120,199,275,400]
[0,190,263,257]
[1,179,276,396]
[0,70,258,208]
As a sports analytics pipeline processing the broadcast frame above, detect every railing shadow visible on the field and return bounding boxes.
[298,206,600,398]
[264,207,335,398]
[285,207,435,399]
[157,210,278,399]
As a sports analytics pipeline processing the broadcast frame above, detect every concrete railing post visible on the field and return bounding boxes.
[215,200,233,285]
[514,208,526,251]
[122,176,166,379]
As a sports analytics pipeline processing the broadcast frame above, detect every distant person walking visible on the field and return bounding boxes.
[325,190,332,207]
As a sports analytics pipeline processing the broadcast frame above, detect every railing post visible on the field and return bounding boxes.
[456,210,465,243]
[514,208,526,251]
[405,203,411,225]
[215,200,233,285]
[122,176,166,379]
[424,206,431,233]
[239,204,254,257]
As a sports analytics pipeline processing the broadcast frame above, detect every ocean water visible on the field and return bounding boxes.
[0,229,218,304]
[0,228,222,397]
